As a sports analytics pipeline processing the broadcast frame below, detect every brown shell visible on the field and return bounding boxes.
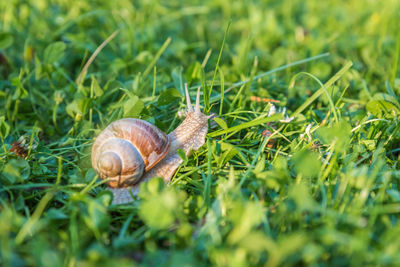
[91,118,170,185]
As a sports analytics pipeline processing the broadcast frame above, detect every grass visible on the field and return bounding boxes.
[1,0,400,266]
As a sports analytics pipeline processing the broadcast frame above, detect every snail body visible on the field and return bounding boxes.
[91,85,211,204]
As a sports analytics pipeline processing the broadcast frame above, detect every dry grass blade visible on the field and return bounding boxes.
[76,30,120,86]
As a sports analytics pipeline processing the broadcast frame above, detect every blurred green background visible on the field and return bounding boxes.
[1,0,400,266]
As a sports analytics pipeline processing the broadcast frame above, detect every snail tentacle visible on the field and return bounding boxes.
[185,83,193,112]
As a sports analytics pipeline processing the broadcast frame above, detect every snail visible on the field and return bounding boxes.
[91,84,212,204]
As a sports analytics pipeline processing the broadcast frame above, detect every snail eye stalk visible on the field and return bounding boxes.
[185,83,193,112]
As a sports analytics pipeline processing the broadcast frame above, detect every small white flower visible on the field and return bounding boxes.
[300,124,312,142]
[279,115,294,123]
[267,104,276,117]
[267,104,294,123]
[305,124,312,136]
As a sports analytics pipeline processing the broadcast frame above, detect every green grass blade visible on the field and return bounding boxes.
[293,61,353,116]
[208,113,283,137]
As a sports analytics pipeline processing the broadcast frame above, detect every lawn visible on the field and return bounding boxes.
[1,0,400,266]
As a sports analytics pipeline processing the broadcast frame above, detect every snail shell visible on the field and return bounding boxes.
[92,84,212,204]
[91,119,170,188]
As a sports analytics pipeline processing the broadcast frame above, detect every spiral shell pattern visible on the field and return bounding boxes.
[91,118,170,187]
